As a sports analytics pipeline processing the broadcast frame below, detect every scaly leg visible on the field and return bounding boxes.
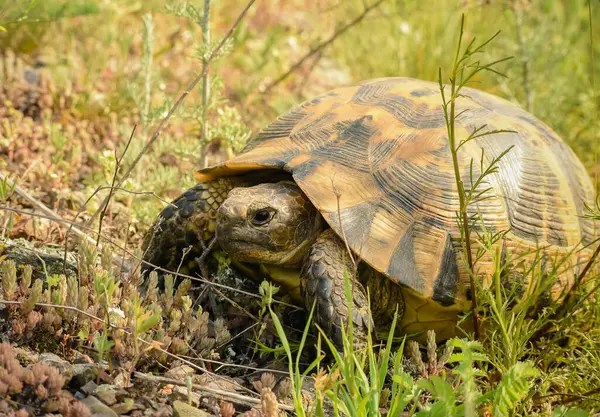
[300,229,373,347]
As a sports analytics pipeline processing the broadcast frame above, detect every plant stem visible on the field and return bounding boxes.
[511,5,532,113]
[589,0,598,190]
[142,13,154,129]
[446,16,480,340]
[199,0,211,169]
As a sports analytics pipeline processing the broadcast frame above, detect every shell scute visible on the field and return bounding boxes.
[431,233,459,307]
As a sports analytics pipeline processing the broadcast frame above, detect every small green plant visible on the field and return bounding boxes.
[128,292,161,357]
[0,173,16,238]
[258,279,280,318]
[491,361,539,417]
[93,269,120,329]
[267,269,566,417]
[165,0,251,166]
[93,331,114,365]
[438,14,514,338]
[269,302,322,417]
[252,280,300,360]
[0,174,15,202]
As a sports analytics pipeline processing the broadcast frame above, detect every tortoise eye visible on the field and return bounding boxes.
[251,209,272,226]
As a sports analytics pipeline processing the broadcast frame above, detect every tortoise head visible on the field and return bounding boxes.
[216,181,323,267]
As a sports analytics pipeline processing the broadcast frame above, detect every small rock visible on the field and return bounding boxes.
[80,380,99,395]
[165,365,196,380]
[70,364,98,388]
[94,384,118,406]
[172,400,212,417]
[39,352,72,374]
[81,395,119,417]
[111,398,138,414]
[114,387,131,403]
[23,68,41,86]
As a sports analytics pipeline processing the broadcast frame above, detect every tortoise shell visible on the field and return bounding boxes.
[195,77,597,308]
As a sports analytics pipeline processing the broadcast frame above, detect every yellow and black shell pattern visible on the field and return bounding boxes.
[195,77,597,310]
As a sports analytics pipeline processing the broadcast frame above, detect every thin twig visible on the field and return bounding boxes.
[510,5,533,113]
[331,178,356,270]
[537,386,600,406]
[86,0,257,229]
[91,187,174,206]
[176,348,289,375]
[216,322,258,349]
[259,0,386,96]
[0,173,124,269]
[97,125,136,246]
[176,245,193,276]
[562,242,600,306]
[211,285,260,323]
[0,300,125,329]
[198,0,212,169]
[63,182,175,276]
[295,51,324,97]
[536,389,600,404]
[588,0,598,189]
[133,372,295,411]
[119,220,131,281]
[148,345,256,396]
[195,236,216,276]
[208,282,302,337]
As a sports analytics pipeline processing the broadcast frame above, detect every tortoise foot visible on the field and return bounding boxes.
[300,229,373,348]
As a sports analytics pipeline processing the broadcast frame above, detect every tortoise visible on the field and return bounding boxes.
[142,77,597,344]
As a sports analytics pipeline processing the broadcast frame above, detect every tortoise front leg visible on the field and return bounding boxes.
[141,177,241,276]
[300,229,373,347]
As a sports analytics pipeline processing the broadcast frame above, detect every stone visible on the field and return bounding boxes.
[93,384,118,406]
[81,395,119,417]
[172,400,212,417]
[110,398,139,414]
[194,373,240,392]
[70,364,98,388]
[80,380,99,395]
[39,352,72,375]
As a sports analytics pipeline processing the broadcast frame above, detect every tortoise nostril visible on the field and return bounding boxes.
[218,203,246,223]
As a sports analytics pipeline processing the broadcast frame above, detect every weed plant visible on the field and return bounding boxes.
[266,12,600,417]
